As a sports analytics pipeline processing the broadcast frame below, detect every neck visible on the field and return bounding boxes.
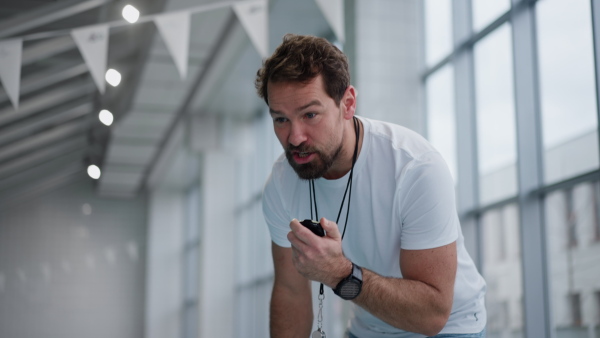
[322,117,363,180]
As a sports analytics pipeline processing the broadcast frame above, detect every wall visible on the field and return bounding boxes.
[0,176,147,338]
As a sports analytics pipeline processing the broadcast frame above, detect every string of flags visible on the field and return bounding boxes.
[0,0,345,111]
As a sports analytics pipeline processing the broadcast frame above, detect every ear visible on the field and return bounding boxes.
[341,85,357,120]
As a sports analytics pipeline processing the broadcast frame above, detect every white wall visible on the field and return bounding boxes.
[0,177,147,338]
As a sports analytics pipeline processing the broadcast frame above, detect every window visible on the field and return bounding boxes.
[472,0,510,32]
[537,0,599,184]
[482,204,523,337]
[424,0,453,67]
[474,23,518,205]
[426,64,457,182]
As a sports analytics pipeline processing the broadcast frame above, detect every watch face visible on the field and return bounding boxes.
[338,280,361,300]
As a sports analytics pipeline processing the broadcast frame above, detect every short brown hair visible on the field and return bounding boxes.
[255,34,350,106]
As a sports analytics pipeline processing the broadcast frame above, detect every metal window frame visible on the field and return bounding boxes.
[418,0,600,336]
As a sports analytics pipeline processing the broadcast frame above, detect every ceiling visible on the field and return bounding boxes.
[0,0,334,202]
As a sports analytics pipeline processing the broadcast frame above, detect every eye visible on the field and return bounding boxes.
[305,113,316,119]
[273,117,288,124]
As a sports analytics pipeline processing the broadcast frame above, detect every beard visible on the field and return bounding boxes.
[285,143,343,180]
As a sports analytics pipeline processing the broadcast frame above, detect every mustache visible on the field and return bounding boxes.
[287,144,315,153]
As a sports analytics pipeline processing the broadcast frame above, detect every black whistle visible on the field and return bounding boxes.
[300,219,325,237]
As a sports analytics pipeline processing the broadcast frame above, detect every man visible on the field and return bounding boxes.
[256,34,486,338]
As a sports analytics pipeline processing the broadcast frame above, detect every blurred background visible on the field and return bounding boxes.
[0,0,598,337]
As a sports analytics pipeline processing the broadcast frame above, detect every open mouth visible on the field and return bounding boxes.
[291,151,315,164]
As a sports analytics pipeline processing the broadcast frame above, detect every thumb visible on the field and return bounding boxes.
[320,217,341,240]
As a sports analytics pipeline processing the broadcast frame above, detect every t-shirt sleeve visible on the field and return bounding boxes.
[262,172,292,248]
[398,151,459,250]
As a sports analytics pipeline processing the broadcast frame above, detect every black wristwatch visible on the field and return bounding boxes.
[333,262,363,300]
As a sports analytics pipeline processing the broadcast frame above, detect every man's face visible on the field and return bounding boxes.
[267,75,347,180]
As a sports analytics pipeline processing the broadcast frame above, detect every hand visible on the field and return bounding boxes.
[287,217,351,288]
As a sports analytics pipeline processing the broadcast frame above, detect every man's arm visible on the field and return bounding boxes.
[288,218,457,337]
[270,241,313,338]
[352,243,457,336]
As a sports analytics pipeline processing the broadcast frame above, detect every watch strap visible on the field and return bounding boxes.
[333,262,363,300]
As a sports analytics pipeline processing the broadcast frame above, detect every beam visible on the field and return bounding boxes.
[0,101,92,146]
[0,0,112,39]
[21,35,76,66]
[0,63,89,105]
[0,137,86,180]
[0,119,90,163]
[0,81,95,126]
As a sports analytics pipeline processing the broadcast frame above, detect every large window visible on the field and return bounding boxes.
[537,0,599,184]
[426,64,457,182]
[482,204,523,338]
[424,0,453,67]
[422,0,600,337]
[474,23,518,205]
[471,0,510,32]
[545,181,600,337]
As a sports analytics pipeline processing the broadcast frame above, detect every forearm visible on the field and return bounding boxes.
[270,284,313,338]
[353,268,452,336]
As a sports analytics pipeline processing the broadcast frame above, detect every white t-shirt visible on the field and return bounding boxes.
[263,116,487,337]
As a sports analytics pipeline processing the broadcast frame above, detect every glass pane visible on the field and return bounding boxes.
[545,181,600,337]
[537,0,599,184]
[426,64,457,182]
[472,0,510,32]
[424,0,453,66]
[481,203,524,338]
[474,23,518,205]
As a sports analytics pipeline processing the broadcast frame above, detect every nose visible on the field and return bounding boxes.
[288,122,307,147]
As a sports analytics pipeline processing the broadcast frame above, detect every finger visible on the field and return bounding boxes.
[289,218,317,244]
[287,230,310,253]
[320,217,341,240]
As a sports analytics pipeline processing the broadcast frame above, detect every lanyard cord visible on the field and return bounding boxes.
[309,117,360,236]
[309,117,361,296]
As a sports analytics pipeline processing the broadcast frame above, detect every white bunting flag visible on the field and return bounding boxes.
[155,11,191,80]
[315,0,345,43]
[0,39,23,109]
[233,0,268,58]
[71,25,109,94]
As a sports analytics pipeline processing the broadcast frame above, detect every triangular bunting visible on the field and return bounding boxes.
[315,0,345,43]
[233,0,268,58]
[154,12,190,80]
[0,39,23,109]
[71,25,109,94]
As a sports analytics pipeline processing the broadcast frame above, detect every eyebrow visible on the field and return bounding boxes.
[269,99,323,115]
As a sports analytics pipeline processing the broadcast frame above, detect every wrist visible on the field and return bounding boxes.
[333,261,364,300]
[327,258,353,288]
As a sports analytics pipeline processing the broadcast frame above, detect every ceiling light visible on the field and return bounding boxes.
[87,165,101,180]
[105,68,121,87]
[122,5,140,23]
[99,109,114,126]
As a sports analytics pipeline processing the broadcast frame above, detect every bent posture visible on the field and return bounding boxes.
[257,34,487,338]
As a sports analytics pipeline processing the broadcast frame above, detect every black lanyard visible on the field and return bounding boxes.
[309,116,360,295]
